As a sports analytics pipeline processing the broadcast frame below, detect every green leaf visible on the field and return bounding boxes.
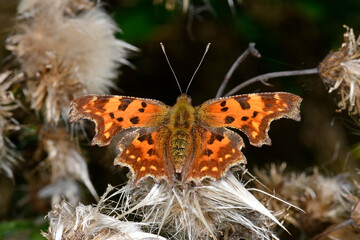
[0,220,47,240]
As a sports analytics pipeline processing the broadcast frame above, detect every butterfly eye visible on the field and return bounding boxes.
[187,96,192,104]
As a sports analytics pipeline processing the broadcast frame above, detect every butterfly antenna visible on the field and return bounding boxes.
[160,42,182,94]
[185,43,211,94]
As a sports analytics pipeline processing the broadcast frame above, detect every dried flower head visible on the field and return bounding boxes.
[253,164,355,236]
[18,0,95,15]
[319,25,360,116]
[38,128,98,205]
[311,176,360,239]
[42,187,167,240]
[7,0,137,124]
[117,172,288,240]
[0,71,21,178]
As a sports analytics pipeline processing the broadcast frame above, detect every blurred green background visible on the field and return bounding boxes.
[1,0,360,239]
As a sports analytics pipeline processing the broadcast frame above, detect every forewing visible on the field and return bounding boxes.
[183,126,246,184]
[196,92,302,147]
[69,95,170,146]
[115,127,173,184]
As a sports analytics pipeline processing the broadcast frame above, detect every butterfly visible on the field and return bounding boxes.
[69,92,302,186]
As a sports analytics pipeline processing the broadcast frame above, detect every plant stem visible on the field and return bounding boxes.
[224,67,319,97]
[216,42,261,98]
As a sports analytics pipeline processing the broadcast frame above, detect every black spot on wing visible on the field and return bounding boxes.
[109,112,115,119]
[208,132,225,145]
[203,149,213,157]
[147,134,154,145]
[208,135,216,145]
[221,107,229,112]
[241,116,249,121]
[95,98,110,106]
[130,116,139,124]
[141,102,147,108]
[225,116,235,124]
[147,148,154,156]
[138,133,155,145]
[138,108,145,112]
[236,97,251,110]
[214,133,224,142]
[252,111,258,118]
[118,99,133,111]
[116,117,123,122]
[220,101,226,107]
[138,134,147,142]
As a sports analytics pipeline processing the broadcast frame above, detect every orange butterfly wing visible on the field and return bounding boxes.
[195,92,302,147]
[183,127,246,184]
[116,127,174,184]
[69,95,170,146]
[70,95,172,184]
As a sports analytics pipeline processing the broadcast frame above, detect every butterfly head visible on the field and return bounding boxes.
[176,94,192,105]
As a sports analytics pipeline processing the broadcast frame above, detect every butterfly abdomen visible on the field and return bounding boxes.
[170,130,190,172]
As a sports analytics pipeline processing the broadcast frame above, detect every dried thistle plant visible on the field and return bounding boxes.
[37,128,98,205]
[0,71,21,178]
[319,25,360,117]
[42,186,167,240]
[17,0,95,15]
[116,172,288,240]
[7,0,137,125]
[310,176,360,239]
[253,163,357,238]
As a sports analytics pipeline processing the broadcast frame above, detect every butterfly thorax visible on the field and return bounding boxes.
[168,94,195,172]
